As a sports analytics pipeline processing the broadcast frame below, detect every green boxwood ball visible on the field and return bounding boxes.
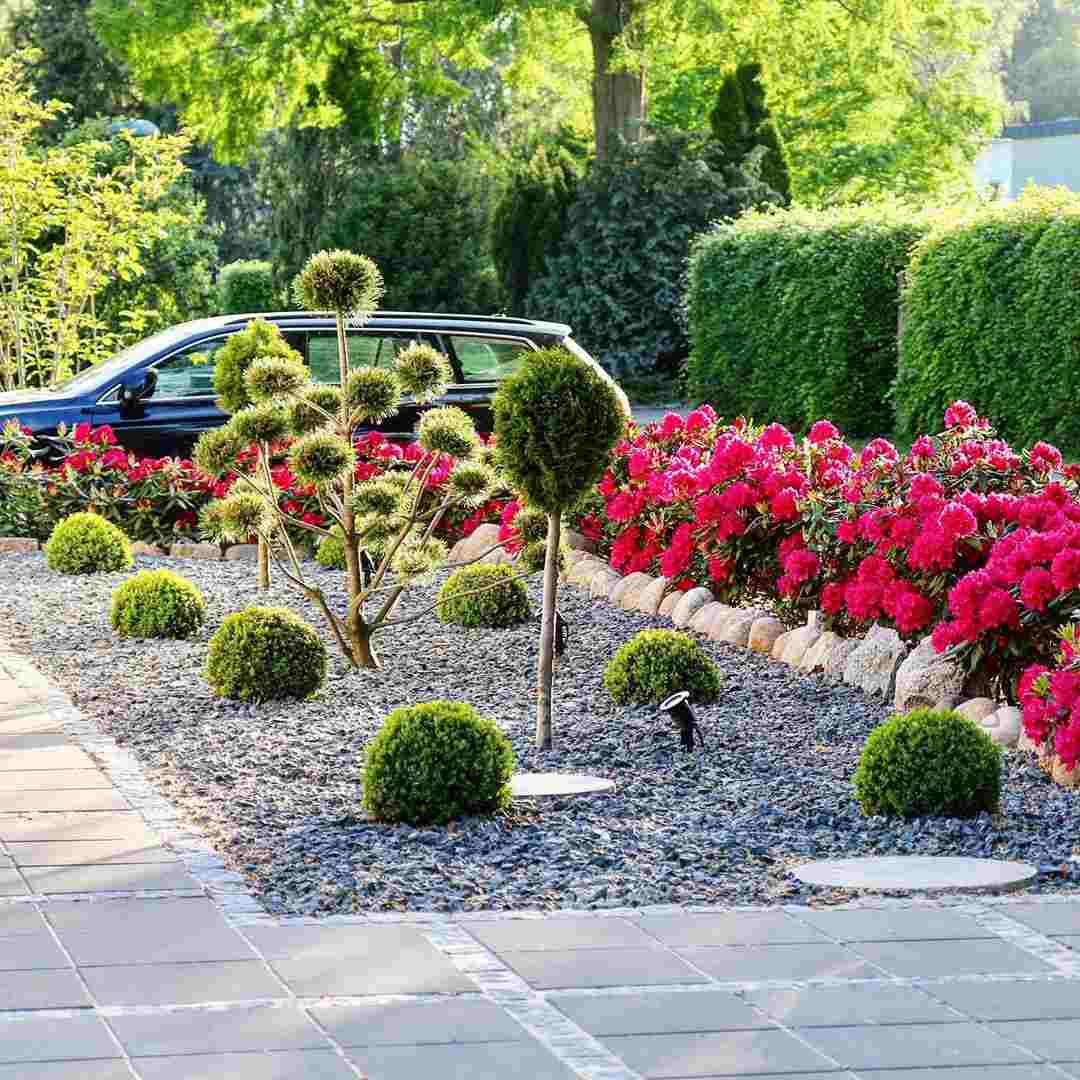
[603,629,722,705]
[204,606,327,702]
[315,528,347,569]
[437,563,531,627]
[493,346,625,513]
[854,707,1002,819]
[110,569,206,639]
[362,700,516,825]
[45,512,133,575]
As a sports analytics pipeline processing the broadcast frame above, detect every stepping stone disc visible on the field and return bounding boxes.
[510,773,614,799]
[794,855,1037,895]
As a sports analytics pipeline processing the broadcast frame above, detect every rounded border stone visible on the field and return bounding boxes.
[793,855,1038,895]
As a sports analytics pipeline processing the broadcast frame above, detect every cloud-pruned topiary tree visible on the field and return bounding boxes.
[195,249,523,670]
[494,346,626,748]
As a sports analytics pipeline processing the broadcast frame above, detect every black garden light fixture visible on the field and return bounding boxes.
[553,608,569,658]
[659,690,704,750]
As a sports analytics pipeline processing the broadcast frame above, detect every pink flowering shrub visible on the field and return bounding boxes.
[1018,626,1080,772]
[575,400,1080,699]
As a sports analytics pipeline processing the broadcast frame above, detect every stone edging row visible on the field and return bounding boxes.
[0,535,257,561]
[556,547,1079,792]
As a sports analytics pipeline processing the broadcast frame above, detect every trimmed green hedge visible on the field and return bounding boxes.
[896,188,1080,448]
[685,204,929,437]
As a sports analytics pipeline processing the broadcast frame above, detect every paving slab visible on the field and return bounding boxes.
[992,1020,1080,1061]
[343,1040,579,1080]
[310,998,526,1046]
[602,1028,835,1078]
[21,863,200,894]
[499,946,708,990]
[0,734,71,751]
[0,869,28,895]
[850,1068,1067,1080]
[549,989,770,1036]
[45,897,256,965]
[0,1063,132,1080]
[0,903,48,935]
[851,938,1056,977]
[6,840,178,866]
[245,924,473,997]
[743,983,960,1027]
[677,942,880,981]
[0,933,72,971]
[0,770,112,790]
[0,812,157,842]
[798,1021,1037,1069]
[0,1014,119,1063]
[639,911,832,947]
[111,1003,326,1056]
[796,906,995,942]
[1003,902,1080,936]
[794,855,1038,894]
[81,960,288,1006]
[0,969,90,1010]
[133,1050,357,1080]
[0,789,129,812]
[0,747,97,771]
[467,915,654,952]
[926,978,1080,1021]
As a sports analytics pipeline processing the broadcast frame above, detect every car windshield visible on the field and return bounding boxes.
[51,323,216,395]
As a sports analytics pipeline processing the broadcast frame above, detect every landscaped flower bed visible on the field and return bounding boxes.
[571,402,1080,774]
[1,550,1078,915]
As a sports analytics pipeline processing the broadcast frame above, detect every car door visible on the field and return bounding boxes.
[443,334,535,435]
[303,329,438,439]
[91,336,227,458]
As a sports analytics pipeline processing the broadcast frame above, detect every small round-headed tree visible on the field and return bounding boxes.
[493,346,626,748]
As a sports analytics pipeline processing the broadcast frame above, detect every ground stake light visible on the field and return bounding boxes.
[659,690,703,750]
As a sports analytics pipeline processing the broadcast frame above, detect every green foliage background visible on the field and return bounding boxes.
[686,203,930,435]
[896,187,1080,448]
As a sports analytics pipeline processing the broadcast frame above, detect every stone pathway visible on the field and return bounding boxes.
[3,646,1080,1078]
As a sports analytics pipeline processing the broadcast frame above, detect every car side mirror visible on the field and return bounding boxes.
[119,369,157,410]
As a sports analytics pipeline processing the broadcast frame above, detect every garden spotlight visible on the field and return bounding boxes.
[659,690,703,750]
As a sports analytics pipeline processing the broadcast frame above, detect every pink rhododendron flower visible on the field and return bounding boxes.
[944,400,979,428]
[808,419,839,444]
[1030,441,1063,473]
[760,423,795,452]
[940,501,978,539]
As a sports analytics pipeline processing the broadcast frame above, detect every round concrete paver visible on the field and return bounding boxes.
[510,773,615,799]
[794,855,1037,894]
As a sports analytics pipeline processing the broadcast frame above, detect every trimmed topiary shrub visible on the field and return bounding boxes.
[213,317,305,414]
[362,700,516,825]
[110,569,206,639]
[896,187,1080,449]
[854,707,1001,819]
[44,512,133,575]
[437,563,531,628]
[686,203,929,436]
[218,259,277,314]
[204,606,326,702]
[603,629,723,705]
[315,528,346,570]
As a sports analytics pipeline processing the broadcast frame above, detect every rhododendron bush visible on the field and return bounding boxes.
[1019,626,1080,773]
[0,421,507,552]
[575,400,1080,701]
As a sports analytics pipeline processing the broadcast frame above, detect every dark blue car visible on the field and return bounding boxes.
[0,312,627,459]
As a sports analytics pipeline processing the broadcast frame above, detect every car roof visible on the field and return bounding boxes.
[214,311,574,337]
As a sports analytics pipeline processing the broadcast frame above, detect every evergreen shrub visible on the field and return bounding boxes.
[604,629,723,705]
[854,707,1001,818]
[218,260,277,313]
[362,700,516,825]
[44,512,133,575]
[437,563,531,627]
[110,569,206,639]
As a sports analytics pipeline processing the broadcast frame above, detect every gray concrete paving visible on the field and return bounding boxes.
[3,642,1080,1079]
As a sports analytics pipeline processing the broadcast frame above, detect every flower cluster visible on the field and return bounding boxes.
[1019,626,1080,771]
[574,400,1080,698]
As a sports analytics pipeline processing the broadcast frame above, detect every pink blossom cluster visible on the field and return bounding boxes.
[1018,629,1080,771]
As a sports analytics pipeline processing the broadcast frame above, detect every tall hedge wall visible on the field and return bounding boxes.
[896,188,1080,448]
[685,205,929,436]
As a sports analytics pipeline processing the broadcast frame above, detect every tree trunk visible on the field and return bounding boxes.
[257,535,270,590]
[348,620,380,670]
[536,512,561,749]
[587,0,646,160]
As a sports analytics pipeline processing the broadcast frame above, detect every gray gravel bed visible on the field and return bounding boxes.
[0,553,1078,915]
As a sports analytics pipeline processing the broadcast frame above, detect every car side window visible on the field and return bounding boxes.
[306,332,422,384]
[451,336,530,382]
[151,339,221,398]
